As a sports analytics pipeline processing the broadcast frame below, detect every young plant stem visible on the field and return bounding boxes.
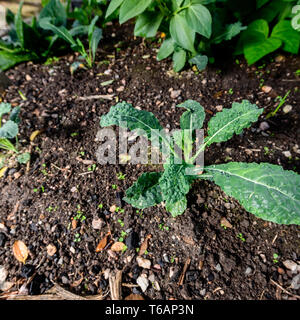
[266,90,290,119]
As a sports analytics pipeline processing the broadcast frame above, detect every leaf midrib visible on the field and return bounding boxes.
[206,167,300,204]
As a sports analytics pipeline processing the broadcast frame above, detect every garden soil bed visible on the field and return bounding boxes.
[0,23,300,300]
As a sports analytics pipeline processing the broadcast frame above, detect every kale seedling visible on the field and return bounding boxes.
[39,15,102,68]
[100,99,300,225]
[0,103,21,153]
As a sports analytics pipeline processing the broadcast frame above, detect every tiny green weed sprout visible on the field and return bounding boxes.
[18,90,27,101]
[117,172,126,180]
[119,230,127,242]
[237,233,246,242]
[264,146,270,155]
[273,253,279,263]
[118,219,125,227]
[88,164,97,172]
[98,203,103,209]
[228,88,234,95]
[71,132,79,137]
[100,99,300,225]
[266,90,291,119]
[74,233,81,242]
[221,224,227,230]
[111,184,117,190]
[295,69,300,77]
[115,207,124,213]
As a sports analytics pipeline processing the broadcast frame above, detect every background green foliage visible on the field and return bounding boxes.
[106,0,300,71]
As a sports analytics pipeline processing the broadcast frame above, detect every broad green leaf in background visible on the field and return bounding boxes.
[177,100,205,131]
[157,38,175,61]
[213,22,247,44]
[205,100,263,146]
[0,103,11,118]
[0,51,35,71]
[39,0,67,26]
[244,38,282,65]
[119,0,152,24]
[100,102,163,140]
[271,20,300,54]
[205,162,300,225]
[188,54,208,71]
[255,0,287,23]
[69,25,89,37]
[134,11,164,38]
[90,27,102,61]
[15,1,25,48]
[105,0,125,18]
[170,11,196,53]
[88,16,99,43]
[256,0,269,9]
[172,48,187,72]
[238,19,282,65]
[0,120,18,139]
[185,3,212,38]
[39,19,76,46]
[123,172,163,209]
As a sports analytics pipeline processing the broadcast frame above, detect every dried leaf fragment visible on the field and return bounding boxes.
[139,234,152,256]
[96,235,108,252]
[30,130,42,142]
[13,240,29,264]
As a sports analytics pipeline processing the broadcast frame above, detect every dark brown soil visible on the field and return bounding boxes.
[0,23,300,300]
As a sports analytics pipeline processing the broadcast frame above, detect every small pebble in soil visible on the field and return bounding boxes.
[0,265,8,284]
[200,289,206,296]
[163,253,170,263]
[92,217,105,230]
[291,274,300,290]
[20,264,35,279]
[215,264,222,272]
[136,257,151,269]
[245,267,252,275]
[259,121,270,131]
[282,151,292,158]
[283,105,292,114]
[125,231,139,250]
[137,275,149,293]
[283,260,298,273]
